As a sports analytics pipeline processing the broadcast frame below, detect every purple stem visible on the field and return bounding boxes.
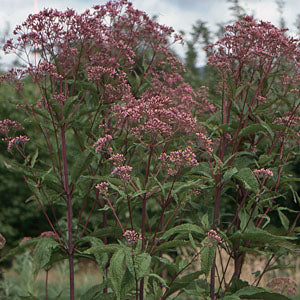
[61,123,74,300]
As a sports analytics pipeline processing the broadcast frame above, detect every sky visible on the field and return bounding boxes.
[0,0,300,68]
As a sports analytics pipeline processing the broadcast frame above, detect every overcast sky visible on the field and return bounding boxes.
[1,0,300,67]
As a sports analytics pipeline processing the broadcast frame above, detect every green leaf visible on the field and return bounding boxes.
[30,148,39,168]
[238,124,265,137]
[239,291,291,299]
[80,284,102,300]
[85,244,122,256]
[97,205,110,212]
[238,209,249,231]
[109,249,125,300]
[152,175,166,198]
[164,271,204,297]
[201,214,209,229]
[277,209,290,231]
[223,296,241,300]
[233,286,265,297]
[70,150,93,184]
[172,179,202,195]
[108,182,126,199]
[234,167,259,193]
[0,238,39,263]
[147,273,168,288]
[18,296,39,300]
[161,224,204,240]
[257,116,274,139]
[135,252,151,279]
[223,167,238,182]
[231,228,299,252]
[130,189,147,199]
[152,240,190,254]
[257,214,270,229]
[189,232,197,251]
[201,241,216,277]
[34,238,60,275]
[76,236,104,247]
[227,278,249,294]
[120,267,135,298]
[234,83,247,98]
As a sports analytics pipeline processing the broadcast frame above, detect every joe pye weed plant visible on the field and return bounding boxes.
[0,1,300,299]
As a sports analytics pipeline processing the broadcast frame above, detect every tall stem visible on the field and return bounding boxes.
[140,144,153,300]
[61,124,74,300]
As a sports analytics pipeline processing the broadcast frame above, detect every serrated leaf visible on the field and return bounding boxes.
[80,284,102,300]
[164,271,204,297]
[109,249,125,300]
[0,238,39,263]
[223,167,238,182]
[76,236,104,247]
[34,238,60,275]
[234,167,259,193]
[135,252,151,279]
[161,224,204,240]
[231,228,299,252]
[108,182,126,199]
[152,240,190,254]
[189,232,197,251]
[172,180,202,195]
[223,296,241,300]
[238,124,265,137]
[120,267,135,298]
[85,244,121,256]
[147,273,168,288]
[240,291,291,299]
[201,241,216,277]
[233,286,265,296]
[257,116,274,139]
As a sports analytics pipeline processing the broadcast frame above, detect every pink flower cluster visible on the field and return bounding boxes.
[266,277,298,297]
[96,182,109,196]
[39,231,58,239]
[2,135,30,152]
[0,233,6,249]
[123,230,141,245]
[109,153,126,166]
[207,15,300,82]
[93,134,113,153]
[207,229,222,243]
[253,168,273,177]
[112,93,198,140]
[196,132,213,154]
[275,114,300,126]
[111,165,132,182]
[0,119,23,135]
[160,146,198,176]
[3,0,210,160]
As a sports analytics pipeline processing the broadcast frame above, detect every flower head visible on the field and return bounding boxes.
[0,233,6,249]
[207,229,222,243]
[123,230,141,246]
